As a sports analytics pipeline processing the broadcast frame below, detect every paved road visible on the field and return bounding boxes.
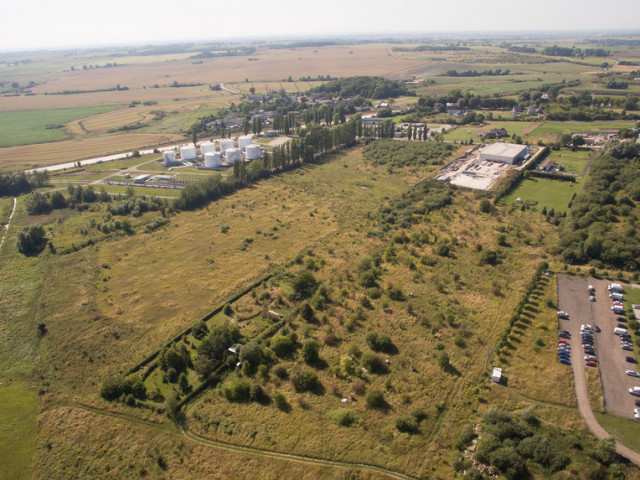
[558,274,640,466]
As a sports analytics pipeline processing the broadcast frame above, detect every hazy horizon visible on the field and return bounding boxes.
[1,0,640,53]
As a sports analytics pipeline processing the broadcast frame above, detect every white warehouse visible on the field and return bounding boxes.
[479,143,529,165]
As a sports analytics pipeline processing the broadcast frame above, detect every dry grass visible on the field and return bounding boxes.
[0,133,183,171]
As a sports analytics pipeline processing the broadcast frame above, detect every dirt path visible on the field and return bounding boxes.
[558,274,640,466]
[579,150,598,178]
[220,83,240,95]
[0,197,17,252]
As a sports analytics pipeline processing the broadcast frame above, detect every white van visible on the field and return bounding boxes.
[614,327,628,336]
[608,283,623,293]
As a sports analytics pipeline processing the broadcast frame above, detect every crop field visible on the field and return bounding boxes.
[0,133,183,172]
[502,177,584,213]
[0,106,120,147]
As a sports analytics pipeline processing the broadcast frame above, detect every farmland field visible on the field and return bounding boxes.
[528,121,637,142]
[0,106,120,147]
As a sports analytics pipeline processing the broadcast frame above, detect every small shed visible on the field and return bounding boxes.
[492,367,502,384]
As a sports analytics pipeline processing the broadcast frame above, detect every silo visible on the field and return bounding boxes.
[163,151,176,165]
[200,142,216,156]
[180,145,197,161]
[245,144,261,160]
[225,148,240,164]
[220,139,235,152]
[238,135,253,150]
[204,152,222,168]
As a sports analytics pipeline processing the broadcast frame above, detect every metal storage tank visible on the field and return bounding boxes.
[200,142,216,156]
[220,139,235,152]
[225,148,240,164]
[204,152,222,168]
[163,151,176,165]
[238,135,253,150]
[180,145,197,161]
[245,144,261,160]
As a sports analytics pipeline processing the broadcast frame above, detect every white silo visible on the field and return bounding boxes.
[238,135,253,150]
[220,139,235,152]
[245,144,261,160]
[163,151,176,165]
[225,148,240,164]
[200,142,216,156]
[204,152,222,168]
[180,145,197,161]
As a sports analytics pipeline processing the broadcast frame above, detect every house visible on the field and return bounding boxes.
[512,104,523,115]
[492,367,502,383]
[434,102,444,112]
[363,117,386,126]
[377,101,389,108]
[485,128,508,139]
[540,157,556,171]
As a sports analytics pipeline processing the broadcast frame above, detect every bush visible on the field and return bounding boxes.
[331,409,358,427]
[365,389,387,409]
[223,379,252,402]
[272,390,289,411]
[291,270,318,299]
[16,225,47,255]
[396,415,419,433]
[481,249,498,265]
[271,335,297,358]
[301,339,320,365]
[361,351,386,373]
[489,446,527,480]
[453,424,477,451]
[479,199,492,213]
[291,369,320,392]
[100,376,125,401]
[364,331,395,353]
[273,364,288,379]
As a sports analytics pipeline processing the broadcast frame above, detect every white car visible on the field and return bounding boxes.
[635,413,640,420]
[581,324,593,332]
[627,370,640,378]
[589,295,596,302]
[630,386,640,395]
[557,311,569,319]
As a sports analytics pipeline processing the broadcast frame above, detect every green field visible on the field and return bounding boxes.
[502,176,584,213]
[546,149,593,175]
[596,413,640,453]
[0,380,38,480]
[528,121,637,142]
[0,106,120,147]
[442,121,536,142]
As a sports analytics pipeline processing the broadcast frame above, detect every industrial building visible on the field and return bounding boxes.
[133,174,151,184]
[220,139,235,152]
[225,148,240,164]
[478,143,529,165]
[163,151,179,166]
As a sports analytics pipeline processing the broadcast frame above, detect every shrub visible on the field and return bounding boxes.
[291,369,320,392]
[331,409,358,427]
[291,270,318,299]
[223,379,251,402]
[489,446,527,479]
[272,390,289,411]
[396,415,419,433]
[100,376,125,401]
[364,331,395,353]
[479,199,492,213]
[271,335,297,358]
[361,351,386,373]
[16,225,47,255]
[301,339,321,365]
[481,249,498,265]
[365,389,387,409]
[453,424,477,451]
[409,407,428,422]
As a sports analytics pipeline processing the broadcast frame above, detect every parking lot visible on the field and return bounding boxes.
[558,275,638,420]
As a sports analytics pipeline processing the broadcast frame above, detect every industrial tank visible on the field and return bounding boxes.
[204,152,222,168]
[200,142,216,156]
[163,151,176,165]
[245,144,261,160]
[225,148,240,164]
[180,145,197,161]
[220,139,235,152]
[238,135,253,150]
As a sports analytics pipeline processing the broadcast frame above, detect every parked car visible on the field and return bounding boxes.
[559,330,571,336]
[557,311,569,319]
[635,413,640,420]
[585,360,597,367]
[590,295,596,302]
[594,325,601,332]
[585,355,597,361]
[635,399,640,407]
[626,356,638,363]
[558,339,569,345]
[559,358,571,365]
[623,345,634,351]
[617,324,628,330]
[626,370,640,378]
[581,324,593,331]
[629,386,640,396]
[617,317,627,322]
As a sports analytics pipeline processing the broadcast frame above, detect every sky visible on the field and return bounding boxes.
[1,0,640,52]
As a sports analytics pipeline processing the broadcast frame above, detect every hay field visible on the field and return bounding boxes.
[0,133,182,172]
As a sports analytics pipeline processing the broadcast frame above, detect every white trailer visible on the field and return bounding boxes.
[608,283,623,293]
[491,367,502,383]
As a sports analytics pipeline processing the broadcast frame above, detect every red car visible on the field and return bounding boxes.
[558,339,569,345]
[585,360,597,367]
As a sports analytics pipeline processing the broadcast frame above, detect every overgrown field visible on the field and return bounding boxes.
[0,106,120,147]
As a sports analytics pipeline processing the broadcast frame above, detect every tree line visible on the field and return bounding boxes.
[0,171,49,197]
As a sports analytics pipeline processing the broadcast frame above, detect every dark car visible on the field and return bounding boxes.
[626,356,638,363]
[617,317,627,322]
[559,358,571,365]
[594,325,601,333]
[635,399,640,407]
[623,345,634,351]
[559,330,571,336]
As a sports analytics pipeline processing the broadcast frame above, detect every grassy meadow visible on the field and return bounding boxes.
[502,177,584,213]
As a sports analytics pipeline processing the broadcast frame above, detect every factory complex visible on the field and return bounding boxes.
[437,142,532,190]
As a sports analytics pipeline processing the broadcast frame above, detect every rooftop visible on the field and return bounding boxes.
[480,142,528,158]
